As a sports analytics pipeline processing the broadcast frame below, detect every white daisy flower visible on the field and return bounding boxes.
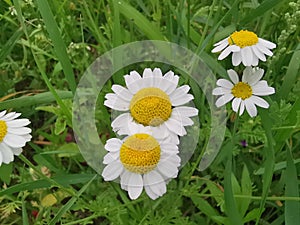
[101,125,180,200]
[104,68,198,138]
[211,30,276,66]
[212,67,275,117]
[0,110,32,166]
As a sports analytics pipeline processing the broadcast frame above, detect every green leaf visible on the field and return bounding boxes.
[285,148,300,225]
[35,0,76,93]
[0,163,13,184]
[240,0,286,25]
[190,194,219,218]
[0,174,96,196]
[240,165,252,217]
[0,91,72,110]
[54,116,67,135]
[117,0,165,40]
[0,27,23,63]
[243,208,261,223]
[224,155,243,225]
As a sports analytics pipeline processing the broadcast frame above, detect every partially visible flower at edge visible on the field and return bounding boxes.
[212,67,275,117]
[211,30,276,66]
[101,125,180,200]
[0,110,32,166]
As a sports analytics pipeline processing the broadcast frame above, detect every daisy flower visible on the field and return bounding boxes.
[0,110,32,166]
[212,67,275,117]
[101,125,180,200]
[104,68,198,138]
[211,30,276,66]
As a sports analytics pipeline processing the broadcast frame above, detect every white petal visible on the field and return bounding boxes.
[0,151,2,166]
[104,94,130,111]
[252,54,259,66]
[258,38,276,49]
[250,96,269,108]
[244,99,257,117]
[216,79,234,89]
[7,127,31,135]
[11,147,23,156]
[239,101,245,115]
[111,85,133,101]
[103,152,119,164]
[232,98,241,113]
[212,87,231,95]
[6,119,30,127]
[227,69,239,84]
[2,112,21,121]
[152,68,164,87]
[164,118,187,136]
[232,52,242,66]
[213,37,228,46]
[111,113,132,134]
[157,157,179,178]
[143,171,166,199]
[242,67,264,86]
[256,42,273,56]
[0,143,14,164]
[101,161,123,181]
[171,94,194,106]
[142,68,156,87]
[252,45,266,61]
[127,173,143,200]
[104,138,122,152]
[144,185,159,200]
[215,94,234,107]
[218,45,240,60]
[170,111,194,126]
[172,106,198,117]
[211,41,228,53]
[0,110,7,118]
[241,47,253,66]
[252,82,275,96]
[124,71,142,94]
[3,134,27,148]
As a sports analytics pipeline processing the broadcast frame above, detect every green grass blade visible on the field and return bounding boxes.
[255,108,275,225]
[285,147,300,225]
[277,44,300,99]
[22,196,29,225]
[240,0,286,25]
[49,174,98,225]
[0,27,23,63]
[35,0,76,94]
[224,146,243,225]
[0,91,72,110]
[117,0,165,40]
[0,174,96,196]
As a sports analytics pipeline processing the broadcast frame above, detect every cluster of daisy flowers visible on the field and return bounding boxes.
[0,110,32,166]
[102,68,198,200]
[211,30,276,117]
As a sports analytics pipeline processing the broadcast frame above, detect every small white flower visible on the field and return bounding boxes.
[101,125,180,200]
[0,110,32,166]
[212,67,275,117]
[212,30,276,66]
[104,68,198,138]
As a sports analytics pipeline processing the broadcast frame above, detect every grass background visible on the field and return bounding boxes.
[0,0,299,224]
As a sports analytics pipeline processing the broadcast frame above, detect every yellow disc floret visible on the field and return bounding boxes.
[0,120,8,142]
[228,30,259,48]
[120,133,161,174]
[231,82,253,100]
[130,87,172,126]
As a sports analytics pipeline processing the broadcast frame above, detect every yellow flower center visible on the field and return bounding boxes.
[0,120,8,142]
[228,30,259,48]
[130,87,172,126]
[120,133,161,174]
[231,82,253,100]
